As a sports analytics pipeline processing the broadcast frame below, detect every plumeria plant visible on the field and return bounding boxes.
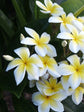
[1,0,84,112]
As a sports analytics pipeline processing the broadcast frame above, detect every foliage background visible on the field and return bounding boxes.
[0,0,84,111]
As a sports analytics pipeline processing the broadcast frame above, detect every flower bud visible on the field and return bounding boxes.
[3,55,14,61]
[61,40,67,47]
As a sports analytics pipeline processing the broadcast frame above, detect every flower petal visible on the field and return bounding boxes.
[27,64,39,80]
[14,65,26,85]
[57,32,73,40]
[68,73,81,89]
[6,58,22,71]
[44,0,52,7]
[46,44,57,57]
[50,100,64,112]
[60,23,70,32]
[21,37,36,45]
[14,47,30,60]
[40,10,50,14]
[40,32,50,43]
[35,46,47,57]
[69,40,80,53]
[25,27,39,40]
[36,1,47,11]
[48,16,62,23]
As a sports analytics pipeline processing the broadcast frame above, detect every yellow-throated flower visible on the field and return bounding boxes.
[32,91,67,112]
[59,55,84,89]
[36,0,65,16]
[57,24,84,53]
[38,55,60,78]
[49,13,75,32]
[21,27,57,57]
[6,47,43,85]
[36,77,64,96]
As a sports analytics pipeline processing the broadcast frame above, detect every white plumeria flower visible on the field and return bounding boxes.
[6,47,43,85]
[36,77,64,96]
[21,27,57,57]
[57,24,84,53]
[59,55,84,89]
[36,0,65,16]
[72,83,84,105]
[38,55,60,78]
[49,13,75,32]
[32,91,67,112]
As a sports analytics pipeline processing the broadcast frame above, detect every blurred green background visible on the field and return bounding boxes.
[0,0,84,111]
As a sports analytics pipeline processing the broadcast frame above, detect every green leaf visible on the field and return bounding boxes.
[11,0,27,27]
[61,0,84,15]
[63,96,84,112]
[0,71,28,98]
[0,10,14,38]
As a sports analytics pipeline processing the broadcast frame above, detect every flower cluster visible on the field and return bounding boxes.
[3,0,84,112]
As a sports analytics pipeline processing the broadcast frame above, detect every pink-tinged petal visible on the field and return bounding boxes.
[32,92,44,106]
[68,73,81,89]
[66,24,78,35]
[27,64,39,80]
[21,37,36,45]
[14,47,30,60]
[14,65,26,85]
[40,32,50,43]
[25,27,39,40]
[72,88,83,105]
[61,76,70,90]
[58,64,74,75]
[50,100,64,112]
[38,102,50,112]
[46,44,57,57]
[48,16,62,23]
[36,1,47,11]
[6,58,22,71]
[69,40,80,53]
[57,32,73,40]
[35,46,47,57]
[67,55,80,66]
[60,23,70,32]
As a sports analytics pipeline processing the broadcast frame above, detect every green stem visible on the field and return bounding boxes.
[74,5,84,17]
[11,0,27,27]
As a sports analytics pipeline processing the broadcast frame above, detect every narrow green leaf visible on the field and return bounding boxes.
[11,0,27,27]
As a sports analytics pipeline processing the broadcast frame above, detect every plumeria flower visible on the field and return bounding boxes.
[49,13,75,32]
[57,24,84,53]
[36,77,64,96]
[32,91,67,112]
[6,47,43,85]
[36,0,65,16]
[71,83,84,105]
[21,27,57,57]
[59,54,84,89]
[38,55,60,78]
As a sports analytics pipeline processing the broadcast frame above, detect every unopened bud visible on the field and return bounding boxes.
[61,40,67,47]
[20,33,25,41]
[3,55,14,61]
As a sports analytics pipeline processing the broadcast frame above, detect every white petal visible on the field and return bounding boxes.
[57,32,73,40]
[69,40,80,53]
[72,90,83,105]
[68,73,81,89]
[25,27,39,40]
[40,10,50,14]
[46,44,57,57]
[50,101,64,112]
[14,65,26,85]
[36,1,47,11]
[14,47,30,59]
[27,64,39,80]
[35,46,47,57]
[3,55,14,61]
[44,0,52,7]
[21,37,36,45]
[48,16,62,23]
[60,23,70,32]
[38,103,50,112]
[6,58,22,71]
[40,32,50,43]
